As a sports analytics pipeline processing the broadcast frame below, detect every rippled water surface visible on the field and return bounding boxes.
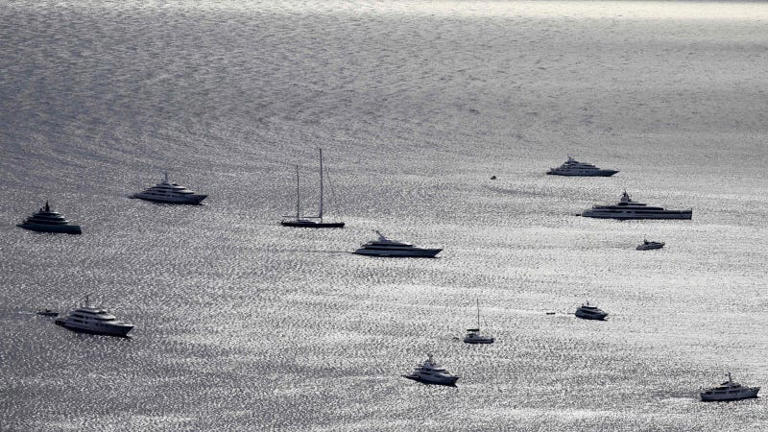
[2,0,768,430]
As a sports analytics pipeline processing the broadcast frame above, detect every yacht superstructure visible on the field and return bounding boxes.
[402,355,459,386]
[353,231,441,257]
[131,173,207,204]
[700,373,760,402]
[17,201,82,234]
[547,157,618,177]
[55,295,134,337]
[581,192,692,220]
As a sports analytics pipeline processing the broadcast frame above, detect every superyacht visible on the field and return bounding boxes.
[353,231,441,257]
[17,201,82,234]
[547,157,618,177]
[581,191,692,220]
[131,173,207,204]
[402,355,459,386]
[55,295,134,337]
[700,373,759,402]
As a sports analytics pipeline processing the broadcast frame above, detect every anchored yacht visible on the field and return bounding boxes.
[636,239,665,250]
[575,302,608,320]
[55,295,134,337]
[700,373,760,402]
[402,355,459,386]
[463,299,494,344]
[547,157,618,177]
[131,173,207,204]
[353,231,441,257]
[581,191,692,220]
[281,149,344,228]
[17,201,81,234]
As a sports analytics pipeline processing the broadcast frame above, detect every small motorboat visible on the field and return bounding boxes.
[636,238,664,250]
[36,309,58,317]
[575,302,608,321]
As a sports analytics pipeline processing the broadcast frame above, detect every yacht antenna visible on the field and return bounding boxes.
[318,148,324,221]
[295,165,301,219]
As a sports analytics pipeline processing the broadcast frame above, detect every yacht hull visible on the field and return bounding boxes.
[547,170,618,177]
[131,194,207,205]
[281,221,345,228]
[637,243,664,250]
[402,375,458,386]
[575,311,607,320]
[700,388,759,402]
[354,248,441,258]
[17,223,82,234]
[463,338,495,344]
[581,211,692,220]
[55,319,133,337]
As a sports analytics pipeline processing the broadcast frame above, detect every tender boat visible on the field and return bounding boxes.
[700,373,759,402]
[402,355,459,386]
[547,156,618,177]
[463,299,494,344]
[353,231,441,258]
[36,309,59,317]
[281,149,344,228]
[581,191,692,220]
[636,239,665,250]
[17,201,82,234]
[55,295,134,337]
[131,173,207,204]
[575,302,608,320]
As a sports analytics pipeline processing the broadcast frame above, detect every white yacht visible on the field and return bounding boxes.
[463,299,494,345]
[55,295,134,337]
[547,157,618,177]
[131,173,207,204]
[636,239,665,250]
[353,231,442,258]
[17,201,81,234]
[700,373,760,402]
[581,191,692,220]
[402,355,459,386]
[575,302,608,320]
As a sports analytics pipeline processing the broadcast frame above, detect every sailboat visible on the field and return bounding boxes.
[463,299,495,344]
[281,149,345,228]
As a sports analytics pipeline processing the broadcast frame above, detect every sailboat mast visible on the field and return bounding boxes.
[318,148,324,221]
[477,298,480,329]
[295,165,301,219]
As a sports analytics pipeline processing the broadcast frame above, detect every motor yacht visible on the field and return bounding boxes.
[354,231,441,258]
[463,299,494,344]
[636,239,665,250]
[281,149,344,228]
[17,201,82,234]
[581,191,692,220]
[55,295,134,337]
[575,302,608,320]
[547,157,618,177]
[700,373,759,402]
[131,173,207,204]
[402,355,459,386]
